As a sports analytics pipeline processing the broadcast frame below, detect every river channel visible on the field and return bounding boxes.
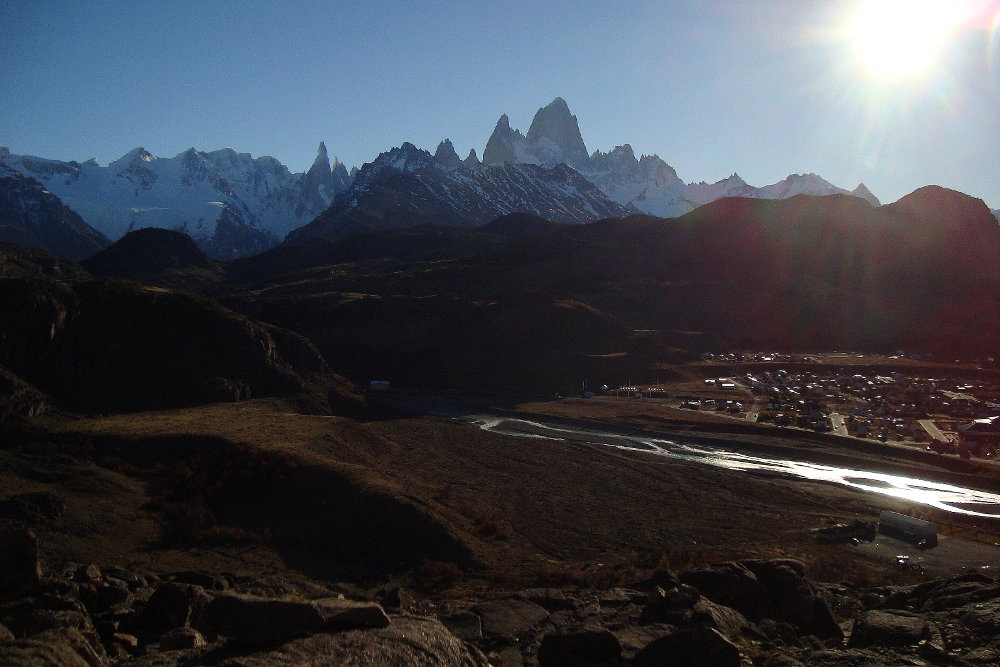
[469,416,1000,519]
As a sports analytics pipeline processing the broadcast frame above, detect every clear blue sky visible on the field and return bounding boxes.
[2,0,998,208]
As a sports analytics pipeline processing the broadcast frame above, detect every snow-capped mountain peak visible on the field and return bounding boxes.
[0,143,355,258]
[751,173,865,202]
[108,146,156,171]
[481,99,884,218]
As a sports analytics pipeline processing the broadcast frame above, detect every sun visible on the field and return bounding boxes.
[849,0,962,78]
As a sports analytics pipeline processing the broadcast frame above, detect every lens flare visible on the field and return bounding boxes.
[850,0,963,78]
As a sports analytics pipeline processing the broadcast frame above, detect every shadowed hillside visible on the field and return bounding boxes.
[0,277,362,414]
[82,227,225,290]
[217,189,999,392]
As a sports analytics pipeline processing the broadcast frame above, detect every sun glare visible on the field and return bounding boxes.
[850,0,962,78]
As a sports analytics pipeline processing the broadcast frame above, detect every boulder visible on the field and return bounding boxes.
[679,561,772,620]
[200,593,388,643]
[313,597,391,629]
[441,610,483,641]
[537,626,621,666]
[201,594,325,643]
[633,626,742,667]
[158,626,206,651]
[380,586,414,612]
[517,588,573,611]
[0,636,93,667]
[811,594,844,641]
[0,527,41,599]
[958,599,1000,634]
[918,573,1000,611]
[744,559,816,627]
[214,615,489,666]
[473,598,549,639]
[641,583,701,624]
[73,564,101,583]
[166,571,228,591]
[847,609,930,648]
[614,623,675,661]
[141,582,209,630]
[692,598,752,640]
[0,626,105,667]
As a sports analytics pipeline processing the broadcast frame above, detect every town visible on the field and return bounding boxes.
[614,352,1000,460]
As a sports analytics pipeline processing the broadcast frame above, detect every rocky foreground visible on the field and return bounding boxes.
[3,527,1000,666]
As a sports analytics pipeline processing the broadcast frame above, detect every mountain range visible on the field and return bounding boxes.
[1,97,929,258]
[0,143,350,259]
[285,141,629,243]
[59,183,999,394]
[480,97,882,216]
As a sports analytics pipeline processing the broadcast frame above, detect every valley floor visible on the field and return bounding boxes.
[6,393,1000,590]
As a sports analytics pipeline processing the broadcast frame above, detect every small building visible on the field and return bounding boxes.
[369,380,391,392]
[957,415,1000,456]
[878,511,937,547]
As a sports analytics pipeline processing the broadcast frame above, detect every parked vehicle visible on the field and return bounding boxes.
[879,511,937,548]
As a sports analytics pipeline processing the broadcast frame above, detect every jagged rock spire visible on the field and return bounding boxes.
[483,114,527,165]
[434,139,461,169]
[525,97,589,169]
[462,149,481,169]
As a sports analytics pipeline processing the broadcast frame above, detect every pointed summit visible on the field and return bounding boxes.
[434,138,461,169]
[525,97,589,169]
[302,141,337,210]
[310,141,331,172]
[483,114,527,165]
[462,149,481,169]
[851,183,880,206]
[331,157,352,191]
[109,147,156,171]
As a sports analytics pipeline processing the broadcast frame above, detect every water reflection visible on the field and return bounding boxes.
[477,417,1000,518]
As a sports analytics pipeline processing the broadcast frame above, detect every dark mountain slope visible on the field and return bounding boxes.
[81,227,224,290]
[658,190,1000,353]
[229,213,568,285]
[220,188,998,394]
[0,241,90,278]
[0,167,110,260]
[229,225,504,284]
[231,286,644,392]
[0,277,361,413]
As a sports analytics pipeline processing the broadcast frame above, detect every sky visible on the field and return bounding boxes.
[2,0,998,208]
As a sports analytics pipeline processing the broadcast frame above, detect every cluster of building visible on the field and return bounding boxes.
[666,361,1000,459]
[699,352,816,364]
[749,369,999,457]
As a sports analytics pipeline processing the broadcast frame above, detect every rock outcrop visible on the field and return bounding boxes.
[4,553,1000,665]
